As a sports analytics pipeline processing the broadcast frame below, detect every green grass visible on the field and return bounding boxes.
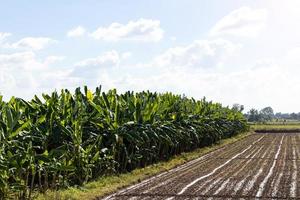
[249,120,300,125]
[36,132,250,200]
[250,123,300,133]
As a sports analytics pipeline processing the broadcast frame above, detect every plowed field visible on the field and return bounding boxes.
[102,133,300,199]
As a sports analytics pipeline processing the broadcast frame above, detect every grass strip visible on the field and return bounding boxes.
[36,132,251,200]
[251,124,300,133]
[254,129,300,133]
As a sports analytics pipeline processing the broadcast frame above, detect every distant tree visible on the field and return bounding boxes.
[232,103,244,112]
[275,112,282,119]
[247,108,262,122]
[260,107,274,121]
[247,107,300,122]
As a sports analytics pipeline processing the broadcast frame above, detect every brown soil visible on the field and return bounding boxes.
[102,133,300,200]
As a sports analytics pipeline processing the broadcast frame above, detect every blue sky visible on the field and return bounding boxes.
[1,0,300,112]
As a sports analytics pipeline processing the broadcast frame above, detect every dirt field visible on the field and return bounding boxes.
[102,133,300,199]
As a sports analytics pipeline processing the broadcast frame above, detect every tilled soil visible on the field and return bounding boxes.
[102,133,300,199]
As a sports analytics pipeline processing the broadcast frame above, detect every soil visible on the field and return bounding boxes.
[102,133,300,200]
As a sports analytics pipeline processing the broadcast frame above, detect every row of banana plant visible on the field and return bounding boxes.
[0,86,248,199]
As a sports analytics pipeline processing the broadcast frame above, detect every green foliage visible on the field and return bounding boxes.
[0,86,248,199]
[246,106,275,122]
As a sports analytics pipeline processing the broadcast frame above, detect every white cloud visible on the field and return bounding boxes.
[0,50,124,100]
[0,32,11,42]
[170,36,177,41]
[72,50,120,78]
[0,51,69,99]
[75,50,120,68]
[9,37,56,50]
[0,51,44,70]
[284,47,300,65]
[90,18,164,42]
[67,26,86,37]
[210,7,268,37]
[121,52,132,59]
[153,39,240,69]
[44,56,65,65]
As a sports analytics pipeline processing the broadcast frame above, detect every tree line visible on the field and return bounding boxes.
[244,106,300,122]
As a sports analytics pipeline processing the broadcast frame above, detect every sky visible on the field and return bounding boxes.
[0,0,300,113]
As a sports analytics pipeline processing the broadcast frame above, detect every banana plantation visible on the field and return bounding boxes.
[0,86,248,199]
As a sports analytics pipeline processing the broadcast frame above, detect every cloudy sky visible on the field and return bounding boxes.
[0,0,300,112]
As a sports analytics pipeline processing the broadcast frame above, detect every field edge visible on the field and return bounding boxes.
[36,131,252,200]
[250,123,300,133]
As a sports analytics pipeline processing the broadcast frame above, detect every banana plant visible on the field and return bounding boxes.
[0,86,248,199]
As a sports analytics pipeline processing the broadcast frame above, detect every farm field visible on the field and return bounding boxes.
[103,132,300,199]
[2,1,300,200]
[251,123,300,133]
